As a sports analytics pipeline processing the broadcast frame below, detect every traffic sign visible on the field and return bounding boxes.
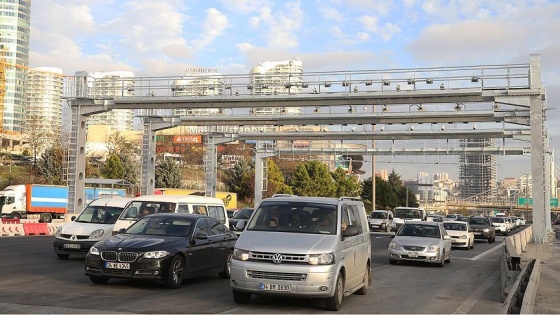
[517,197,559,207]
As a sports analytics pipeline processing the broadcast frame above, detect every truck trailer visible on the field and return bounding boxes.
[0,184,127,222]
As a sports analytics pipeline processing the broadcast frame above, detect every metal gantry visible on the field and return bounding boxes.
[64,54,552,243]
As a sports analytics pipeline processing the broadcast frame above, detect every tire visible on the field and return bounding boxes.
[40,213,52,223]
[57,253,70,259]
[219,252,232,279]
[488,236,493,243]
[438,251,445,267]
[325,273,344,311]
[232,290,251,304]
[164,255,185,289]
[389,259,397,265]
[470,240,474,249]
[445,253,451,263]
[89,275,109,284]
[355,265,370,295]
[11,213,21,220]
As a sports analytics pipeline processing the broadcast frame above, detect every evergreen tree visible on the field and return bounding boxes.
[331,167,361,197]
[35,145,65,185]
[291,161,336,197]
[101,154,125,179]
[155,159,183,188]
[263,159,293,198]
[223,159,254,201]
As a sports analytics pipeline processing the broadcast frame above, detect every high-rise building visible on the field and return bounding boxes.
[0,0,31,133]
[25,67,64,148]
[171,73,223,117]
[82,71,135,130]
[458,139,497,198]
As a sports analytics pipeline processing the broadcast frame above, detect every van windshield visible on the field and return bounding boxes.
[370,212,388,219]
[246,201,338,235]
[120,201,177,220]
[74,206,125,224]
[395,208,423,219]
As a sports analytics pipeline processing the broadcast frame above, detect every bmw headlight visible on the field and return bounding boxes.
[482,228,490,232]
[89,229,104,239]
[426,244,440,252]
[308,253,334,265]
[389,242,402,250]
[143,251,170,259]
[89,246,100,255]
[232,248,250,261]
[55,227,62,237]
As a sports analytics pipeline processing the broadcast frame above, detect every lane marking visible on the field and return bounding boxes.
[471,243,503,261]
[452,273,499,314]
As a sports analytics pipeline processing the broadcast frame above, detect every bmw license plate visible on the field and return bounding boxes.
[105,262,130,269]
[63,243,80,249]
[259,283,291,291]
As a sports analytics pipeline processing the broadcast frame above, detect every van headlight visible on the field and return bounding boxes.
[233,248,250,261]
[426,244,440,252]
[389,242,402,250]
[308,253,334,265]
[460,235,467,239]
[89,246,100,255]
[55,227,62,237]
[143,251,170,259]
[89,229,104,239]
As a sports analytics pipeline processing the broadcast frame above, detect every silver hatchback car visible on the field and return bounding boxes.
[388,221,452,267]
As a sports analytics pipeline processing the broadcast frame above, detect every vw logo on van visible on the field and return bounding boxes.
[271,253,283,264]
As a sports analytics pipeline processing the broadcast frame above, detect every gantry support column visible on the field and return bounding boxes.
[528,54,550,244]
[140,118,176,196]
[203,133,237,197]
[254,141,276,206]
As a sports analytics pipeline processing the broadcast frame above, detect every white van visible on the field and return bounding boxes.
[390,206,427,232]
[112,195,228,233]
[230,196,371,311]
[53,197,133,259]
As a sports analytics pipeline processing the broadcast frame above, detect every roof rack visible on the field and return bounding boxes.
[271,194,298,198]
[339,197,361,201]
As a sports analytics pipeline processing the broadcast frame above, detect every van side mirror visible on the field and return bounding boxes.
[118,228,126,234]
[236,220,247,231]
[342,225,359,237]
[71,216,76,221]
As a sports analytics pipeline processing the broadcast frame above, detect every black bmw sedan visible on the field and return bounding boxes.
[85,213,237,288]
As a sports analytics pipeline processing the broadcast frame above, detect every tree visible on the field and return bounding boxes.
[263,159,292,198]
[35,145,66,185]
[291,161,336,197]
[223,159,254,202]
[101,154,124,179]
[24,113,58,168]
[119,153,139,187]
[360,175,399,210]
[388,170,403,191]
[331,167,361,197]
[155,159,183,188]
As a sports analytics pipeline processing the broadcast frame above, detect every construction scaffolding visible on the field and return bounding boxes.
[458,139,497,199]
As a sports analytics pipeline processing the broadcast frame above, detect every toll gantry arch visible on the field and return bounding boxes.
[64,54,550,243]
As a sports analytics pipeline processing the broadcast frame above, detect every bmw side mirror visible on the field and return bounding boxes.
[194,232,208,240]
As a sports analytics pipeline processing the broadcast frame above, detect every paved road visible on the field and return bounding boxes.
[0,232,509,314]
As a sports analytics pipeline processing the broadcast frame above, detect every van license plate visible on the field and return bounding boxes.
[105,262,130,269]
[63,243,80,249]
[259,283,291,291]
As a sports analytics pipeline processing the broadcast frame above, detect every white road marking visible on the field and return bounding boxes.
[471,243,504,261]
[452,273,499,314]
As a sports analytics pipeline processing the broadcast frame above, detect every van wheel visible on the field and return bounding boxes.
[57,253,70,259]
[326,273,344,311]
[232,290,251,304]
[219,252,232,279]
[163,255,184,289]
[356,265,370,295]
[89,275,109,284]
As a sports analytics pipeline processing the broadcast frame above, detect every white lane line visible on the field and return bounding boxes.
[372,264,392,271]
[452,273,499,314]
[471,243,503,261]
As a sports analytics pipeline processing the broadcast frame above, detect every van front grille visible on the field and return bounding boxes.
[249,251,307,264]
[247,270,307,281]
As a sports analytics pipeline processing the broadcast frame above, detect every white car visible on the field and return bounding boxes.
[442,221,474,250]
[490,217,509,235]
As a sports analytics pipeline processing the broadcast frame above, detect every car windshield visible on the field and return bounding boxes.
[469,217,489,226]
[443,222,467,231]
[446,214,457,218]
[491,217,505,223]
[233,208,253,219]
[398,224,440,238]
[246,201,338,235]
[125,216,194,237]
[429,216,443,222]
[120,201,177,219]
[395,208,422,219]
[75,205,125,224]
[370,212,388,219]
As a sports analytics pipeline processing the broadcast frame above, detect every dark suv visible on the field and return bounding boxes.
[468,216,496,243]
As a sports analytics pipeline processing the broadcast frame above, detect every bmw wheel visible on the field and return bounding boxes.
[164,255,185,289]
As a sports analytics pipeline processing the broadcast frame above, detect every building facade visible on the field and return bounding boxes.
[458,139,497,198]
[0,0,31,133]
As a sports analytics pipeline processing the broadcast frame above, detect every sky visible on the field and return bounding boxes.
[28,0,560,181]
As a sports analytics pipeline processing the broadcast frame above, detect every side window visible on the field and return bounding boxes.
[341,206,351,232]
[177,204,189,214]
[347,204,363,234]
[208,206,226,224]
[194,219,208,235]
[193,205,208,215]
[207,218,226,236]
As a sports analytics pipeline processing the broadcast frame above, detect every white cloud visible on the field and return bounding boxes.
[217,0,273,13]
[320,7,345,23]
[249,2,304,49]
[358,15,401,41]
[192,8,229,49]
[237,42,254,53]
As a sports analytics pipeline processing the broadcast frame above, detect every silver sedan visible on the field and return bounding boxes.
[388,221,452,267]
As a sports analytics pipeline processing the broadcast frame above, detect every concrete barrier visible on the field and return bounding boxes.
[520,258,541,314]
[47,223,64,236]
[0,223,25,236]
[22,223,49,236]
[500,259,535,313]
